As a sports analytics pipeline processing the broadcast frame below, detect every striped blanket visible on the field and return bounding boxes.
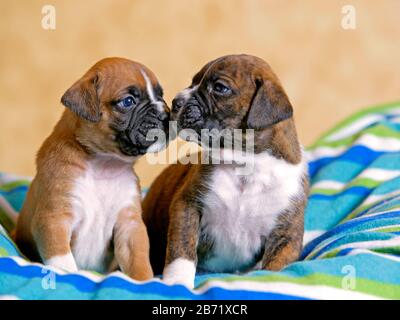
[1,102,399,300]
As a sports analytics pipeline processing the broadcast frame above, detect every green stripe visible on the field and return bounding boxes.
[347,177,382,189]
[307,101,400,149]
[310,178,383,196]
[374,226,400,233]
[310,188,339,195]
[0,207,14,233]
[344,202,400,222]
[372,246,400,255]
[200,271,400,299]
[0,248,8,257]
[0,181,30,192]
[308,122,400,150]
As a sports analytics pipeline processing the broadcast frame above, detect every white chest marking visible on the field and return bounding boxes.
[70,157,140,272]
[199,151,306,272]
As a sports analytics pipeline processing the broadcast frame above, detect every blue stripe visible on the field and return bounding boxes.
[307,231,394,260]
[0,185,28,195]
[302,211,400,259]
[353,194,400,219]
[310,186,371,200]
[309,146,386,177]
[0,258,308,300]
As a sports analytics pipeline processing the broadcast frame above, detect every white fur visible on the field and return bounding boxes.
[199,150,307,272]
[140,69,164,112]
[70,155,141,273]
[177,85,199,101]
[174,85,199,119]
[140,69,168,153]
[163,258,196,288]
[45,253,78,272]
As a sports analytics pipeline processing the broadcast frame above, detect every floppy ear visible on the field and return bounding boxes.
[61,73,101,122]
[247,78,293,129]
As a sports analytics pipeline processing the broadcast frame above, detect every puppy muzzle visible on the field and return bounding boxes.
[172,94,207,132]
[118,102,169,156]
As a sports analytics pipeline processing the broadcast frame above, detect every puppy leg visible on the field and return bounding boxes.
[261,207,304,271]
[32,212,78,272]
[163,201,199,289]
[114,207,153,281]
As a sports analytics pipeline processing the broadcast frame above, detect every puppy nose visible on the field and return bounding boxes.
[157,111,169,121]
[172,97,185,112]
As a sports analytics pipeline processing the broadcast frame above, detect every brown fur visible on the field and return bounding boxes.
[143,54,308,276]
[15,57,162,280]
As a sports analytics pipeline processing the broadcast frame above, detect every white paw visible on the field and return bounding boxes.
[163,258,196,289]
[44,253,78,272]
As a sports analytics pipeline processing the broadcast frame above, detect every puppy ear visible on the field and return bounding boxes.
[247,78,293,129]
[61,73,101,122]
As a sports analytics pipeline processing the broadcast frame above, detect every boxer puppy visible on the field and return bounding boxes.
[143,54,308,288]
[15,57,169,280]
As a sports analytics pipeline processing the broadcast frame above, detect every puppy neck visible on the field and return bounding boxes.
[204,118,302,167]
[255,118,302,164]
[84,154,136,180]
[61,110,138,164]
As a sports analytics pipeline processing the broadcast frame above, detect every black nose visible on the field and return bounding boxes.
[157,111,169,121]
[172,97,185,112]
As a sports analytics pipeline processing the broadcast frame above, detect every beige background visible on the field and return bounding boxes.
[0,0,399,187]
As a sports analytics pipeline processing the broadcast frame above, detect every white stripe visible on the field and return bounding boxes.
[140,69,164,112]
[0,173,32,184]
[348,207,400,222]
[307,134,400,161]
[0,295,20,300]
[325,114,385,142]
[363,191,400,206]
[5,256,152,284]
[357,168,400,181]
[312,169,400,191]
[312,180,344,190]
[306,234,400,261]
[197,280,383,300]
[318,237,400,259]
[306,147,346,161]
[1,257,385,299]
[345,248,400,263]
[324,109,400,142]
[357,134,400,152]
[303,230,325,245]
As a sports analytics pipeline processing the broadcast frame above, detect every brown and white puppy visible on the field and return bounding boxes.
[143,54,308,288]
[15,57,169,280]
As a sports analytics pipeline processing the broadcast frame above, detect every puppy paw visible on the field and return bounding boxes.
[163,258,196,289]
[44,253,78,272]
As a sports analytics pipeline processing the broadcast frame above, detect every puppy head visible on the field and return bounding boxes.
[61,57,169,159]
[171,54,294,151]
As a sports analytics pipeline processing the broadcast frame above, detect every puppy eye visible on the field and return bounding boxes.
[117,96,136,108]
[213,82,231,95]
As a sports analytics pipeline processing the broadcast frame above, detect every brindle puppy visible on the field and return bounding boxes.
[143,54,309,288]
